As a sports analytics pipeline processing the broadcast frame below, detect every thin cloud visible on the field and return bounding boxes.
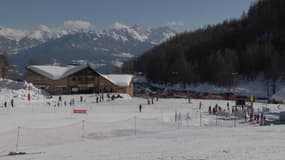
[166,21,185,29]
[63,20,93,32]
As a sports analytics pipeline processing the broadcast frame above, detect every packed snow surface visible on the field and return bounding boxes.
[0,87,285,159]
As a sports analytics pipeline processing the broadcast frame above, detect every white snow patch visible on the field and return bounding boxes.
[0,26,27,41]
[114,52,134,58]
[111,22,149,42]
[103,74,133,87]
[112,22,130,30]
[111,60,123,68]
[272,87,285,102]
[162,31,175,40]
[27,65,87,80]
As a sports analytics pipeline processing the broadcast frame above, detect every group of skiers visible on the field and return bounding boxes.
[139,96,159,112]
[174,111,191,123]
[208,104,222,115]
[147,96,158,105]
[47,96,76,107]
[46,93,124,108]
[249,112,266,125]
[1,99,14,108]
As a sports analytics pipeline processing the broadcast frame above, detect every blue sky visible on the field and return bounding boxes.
[0,0,255,31]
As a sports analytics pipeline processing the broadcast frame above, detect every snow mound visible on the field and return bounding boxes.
[271,87,285,102]
[0,79,46,101]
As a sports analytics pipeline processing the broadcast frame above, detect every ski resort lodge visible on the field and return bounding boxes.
[26,64,134,96]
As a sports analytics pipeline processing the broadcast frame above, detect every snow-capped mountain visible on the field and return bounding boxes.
[0,26,27,41]
[1,21,176,75]
[109,22,150,42]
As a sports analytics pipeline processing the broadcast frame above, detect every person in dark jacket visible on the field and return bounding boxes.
[11,99,14,107]
[208,106,212,115]
[139,104,142,112]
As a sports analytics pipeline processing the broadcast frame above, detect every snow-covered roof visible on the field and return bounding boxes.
[27,64,90,80]
[27,65,133,88]
[102,74,133,87]
[271,87,285,101]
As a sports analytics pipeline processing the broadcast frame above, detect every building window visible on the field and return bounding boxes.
[78,77,82,81]
[72,77,76,81]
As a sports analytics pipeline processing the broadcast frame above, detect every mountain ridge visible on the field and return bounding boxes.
[0,21,176,75]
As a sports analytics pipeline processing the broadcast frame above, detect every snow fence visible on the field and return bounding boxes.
[0,112,253,153]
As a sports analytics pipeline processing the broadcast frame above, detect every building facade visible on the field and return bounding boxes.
[26,64,133,96]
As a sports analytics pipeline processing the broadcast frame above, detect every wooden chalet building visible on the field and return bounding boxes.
[26,64,133,96]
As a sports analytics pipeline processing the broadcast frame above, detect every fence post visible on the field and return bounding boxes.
[81,120,85,139]
[16,126,20,152]
[233,112,236,128]
[134,116,136,136]
[200,111,202,127]
[186,112,190,127]
[174,111,177,124]
[216,114,218,127]
[178,112,181,129]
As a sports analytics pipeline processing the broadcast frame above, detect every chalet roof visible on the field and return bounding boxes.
[27,64,90,80]
[27,64,133,87]
[102,74,133,87]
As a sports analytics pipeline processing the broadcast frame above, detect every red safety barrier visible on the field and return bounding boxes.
[73,109,87,114]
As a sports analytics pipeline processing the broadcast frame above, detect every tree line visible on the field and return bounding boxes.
[122,0,285,91]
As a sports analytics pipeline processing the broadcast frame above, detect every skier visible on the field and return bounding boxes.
[4,101,7,108]
[111,95,115,101]
[139,104,142,112]
[11,99,14,108]
[80,96,83,102]
[199,101,202,110]
[107,93,110,101]
[188,96,191,104]
[227,102,230,111]
[208,105,212,115]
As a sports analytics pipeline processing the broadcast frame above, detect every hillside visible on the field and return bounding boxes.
[126,0,285,91]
